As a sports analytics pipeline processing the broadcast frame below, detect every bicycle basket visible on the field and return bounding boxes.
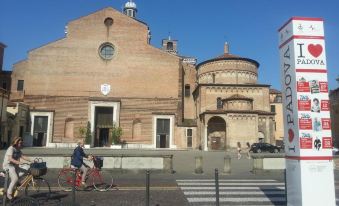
[30,158,47,177]
[94,157,103,169]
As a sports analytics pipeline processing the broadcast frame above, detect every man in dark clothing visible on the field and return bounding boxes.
[71,139,92,188]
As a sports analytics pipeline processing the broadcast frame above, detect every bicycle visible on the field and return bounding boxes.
[57,156,115,192]
[0,160,51,200]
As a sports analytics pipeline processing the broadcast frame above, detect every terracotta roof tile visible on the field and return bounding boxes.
[214,53,241,59]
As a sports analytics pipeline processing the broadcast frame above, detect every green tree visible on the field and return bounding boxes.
[78,125,86,139]
[111,122,123,145]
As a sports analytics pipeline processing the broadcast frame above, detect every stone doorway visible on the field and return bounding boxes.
[33,116,48,146]
[156,119,170,148]
[94,107,113,147]
[207,116,226,150]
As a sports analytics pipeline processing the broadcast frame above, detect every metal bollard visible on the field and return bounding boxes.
[215,169,219,206]
[2,170,9,206]
[223,156,231,174]
[145,170,150,206]
[284,169,287,203]
[194,156,203,174]
[72,170,76,206]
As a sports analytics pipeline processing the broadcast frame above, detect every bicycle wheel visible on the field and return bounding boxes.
[25,177,51,199]
[58,168,78,191]
[92,170,114,191]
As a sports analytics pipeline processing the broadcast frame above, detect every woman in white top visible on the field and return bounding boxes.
[237,142,242,159]
[2,137,32,200]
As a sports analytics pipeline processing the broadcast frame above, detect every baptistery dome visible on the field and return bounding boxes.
[196,43,259,85]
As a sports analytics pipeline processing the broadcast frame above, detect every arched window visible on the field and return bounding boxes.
[167,42,173,50]
[132,119,142,139]
[64,118,74,139]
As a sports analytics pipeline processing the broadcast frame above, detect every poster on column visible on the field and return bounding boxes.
[295,71,332,156]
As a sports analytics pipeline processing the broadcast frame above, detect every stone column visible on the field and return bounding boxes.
[204,125,208,151]
[223,155,231,174]
[195,156,203,174]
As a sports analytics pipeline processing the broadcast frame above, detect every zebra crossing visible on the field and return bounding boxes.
[176,179,286,206]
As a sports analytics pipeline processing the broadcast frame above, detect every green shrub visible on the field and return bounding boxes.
[111,122,123,144]
[85,121,92,145]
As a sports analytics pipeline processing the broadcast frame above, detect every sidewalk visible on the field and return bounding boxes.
[0,148,260,175]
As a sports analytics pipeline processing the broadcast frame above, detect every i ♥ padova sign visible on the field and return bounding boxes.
[279,17,335,206]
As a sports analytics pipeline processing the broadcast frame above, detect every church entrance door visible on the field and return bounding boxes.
[156,119,170,148]
[211,137,221,150]
[94,107,113,147]
[98,128,109,147]
[33,116,48,147]
[207,116,226,150]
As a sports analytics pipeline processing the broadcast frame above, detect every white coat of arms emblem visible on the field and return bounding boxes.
[101,84,111,96]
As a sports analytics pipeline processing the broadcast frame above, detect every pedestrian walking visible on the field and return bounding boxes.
[237,142,242,159]
[246,142,251,159]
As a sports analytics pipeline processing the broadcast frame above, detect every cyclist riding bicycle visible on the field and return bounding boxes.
[71,139,92,189]
[2,137,32,200]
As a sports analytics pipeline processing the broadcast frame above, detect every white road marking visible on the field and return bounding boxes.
[187,197,286,203]
[180,186,285,190]
[177,179,287,205]
[177,182,285,186]
[176,179,277,182]
[184,190,285,195]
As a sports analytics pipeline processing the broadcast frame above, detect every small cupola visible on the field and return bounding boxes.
[223,94,254,111]
[162,35,178,55]
[224,42,229,54]
[124,0,137,18]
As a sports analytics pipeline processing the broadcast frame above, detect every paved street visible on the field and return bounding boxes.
[1,150,339,205]
[2,168,339,206]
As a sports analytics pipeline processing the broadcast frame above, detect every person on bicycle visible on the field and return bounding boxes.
[71,139,92,188]
[2,137,32,200]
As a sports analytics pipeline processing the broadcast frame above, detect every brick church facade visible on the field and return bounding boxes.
[9,1,275,150]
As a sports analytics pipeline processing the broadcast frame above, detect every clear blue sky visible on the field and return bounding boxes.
[1,0,338,90]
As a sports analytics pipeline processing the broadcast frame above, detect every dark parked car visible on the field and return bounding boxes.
[250,143,281,153]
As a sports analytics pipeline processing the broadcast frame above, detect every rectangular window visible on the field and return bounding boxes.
[17,80,24,91]
[2,82,7,90]
[186,128,192,148]
[275,96,282,103]
[217,97,223,109]
[19,126,24,138]
[274,122,277,131]
[271,105,276,113]
[185,85,190,97]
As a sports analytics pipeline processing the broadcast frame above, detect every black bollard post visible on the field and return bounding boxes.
[215,169,219,206]
[72,170,76,206]
[146,170,150,206]
[284,169,287,203]
[2,170,8,206]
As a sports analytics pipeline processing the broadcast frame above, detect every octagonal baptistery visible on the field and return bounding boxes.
[197,44,259,85]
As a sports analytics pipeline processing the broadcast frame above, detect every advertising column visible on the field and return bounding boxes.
[278,17,335,206]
